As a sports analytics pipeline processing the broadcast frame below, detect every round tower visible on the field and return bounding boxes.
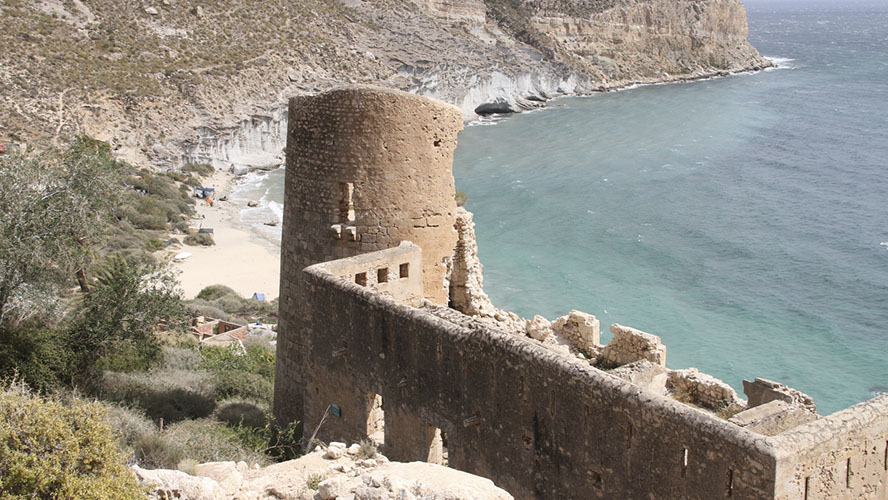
[282,85,463,304]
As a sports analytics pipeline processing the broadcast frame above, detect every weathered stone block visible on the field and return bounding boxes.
[601,323,667,367]
[551,310,600,351]
[526,315,552,341]
[743,378,818,414]
[667,368,746,413]
[728,400,818,436]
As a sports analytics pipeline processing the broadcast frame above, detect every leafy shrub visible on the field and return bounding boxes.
[162,419,267,466]
[183,300,242,324]
[213,370,274,406]
[134,433,184,469]
[160,346,201,371]
[99,369,216,423]
[0,325,68,392]
[146,238,165,251]
[182,163,215,177]
[102,404,155,451]
[188,285,278,323]
[455,189,469,207]
[0,381,143,499]
[67,256,185,380]
[184,233,215,246]
[196,285,239,301]
[215,399,268,429]
[306,473,325,490]
[201,344,275,381]
[357,439,377,459]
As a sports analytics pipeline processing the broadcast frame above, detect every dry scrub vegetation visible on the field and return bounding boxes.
[0,137,292,497]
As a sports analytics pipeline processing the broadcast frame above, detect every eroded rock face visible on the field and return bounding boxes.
[0,0,767,169]
[449,208,497,317]
[528,0,769,80]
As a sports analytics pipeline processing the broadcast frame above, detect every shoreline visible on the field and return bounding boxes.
[171,169,282,301]
[171,63,780,302]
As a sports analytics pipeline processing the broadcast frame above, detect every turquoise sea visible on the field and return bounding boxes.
[246,0,888,415]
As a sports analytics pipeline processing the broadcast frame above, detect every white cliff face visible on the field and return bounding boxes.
[180,107,287,174]
[171,0,766,170]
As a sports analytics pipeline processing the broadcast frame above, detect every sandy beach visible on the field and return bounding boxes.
[169,170,282,301]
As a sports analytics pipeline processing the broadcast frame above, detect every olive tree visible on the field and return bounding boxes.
[67,256,185,379]
[0,138,120,327]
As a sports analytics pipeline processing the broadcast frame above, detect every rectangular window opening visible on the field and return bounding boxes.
[846,457,852,488]
[804,477,810,500]
[338,182,355,223]
[626,423,633,450]
[884,441,887,471]
[441,430,449,467]
[681,448,688,478]
[355,272,367,287]
[427,425,445,465]
[399,263,409,279]
[377,267,389,283]
[366,392,384,447]
[727,469,734,497]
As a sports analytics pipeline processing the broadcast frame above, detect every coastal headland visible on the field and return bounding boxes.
[0,0,768,170]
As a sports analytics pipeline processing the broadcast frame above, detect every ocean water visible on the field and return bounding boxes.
[247,0,888,415]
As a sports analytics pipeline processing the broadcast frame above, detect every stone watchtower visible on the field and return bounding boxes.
[274,86,464,427]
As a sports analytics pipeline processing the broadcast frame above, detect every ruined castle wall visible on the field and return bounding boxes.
[297,262,779,500]
[275,86,462,427]
[282,86,461,305]
[770,396,888,500]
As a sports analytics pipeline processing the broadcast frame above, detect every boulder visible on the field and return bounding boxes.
[526,315,552,341]
[600,323,667,367]
[196,461,242,495]
[474,98,516,116]
[551,310,600,352]
[319,476,350,500]
[132,465,224,500]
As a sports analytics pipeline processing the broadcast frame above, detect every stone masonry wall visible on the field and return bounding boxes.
[282,85,461,305]
[770,395,888,499]
[296,264,779,500]
[275,86,462,427]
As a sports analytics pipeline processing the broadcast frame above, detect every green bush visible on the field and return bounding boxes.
[162,419,267,466]
[196,285,239,301]
[99,369,216,422]
[215,399,268,429]
[102,403,155,451]
[160,346,201,371]
[201,343,275,381]
[146,237,165,251]
[455,189,469,207]
[0,382,143,499]
[134,433,184,469]
[184,233,215,246]
[213,370,274,406]
[183,300,242,324]
[0,325,68,392]
[182,163,215,177]
[188,285,278,323]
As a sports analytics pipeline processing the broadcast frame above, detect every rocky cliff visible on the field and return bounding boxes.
[0,0,767,168]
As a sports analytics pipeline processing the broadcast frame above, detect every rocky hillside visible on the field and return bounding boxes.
[0,0,768,168]
[133,442,513,500]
